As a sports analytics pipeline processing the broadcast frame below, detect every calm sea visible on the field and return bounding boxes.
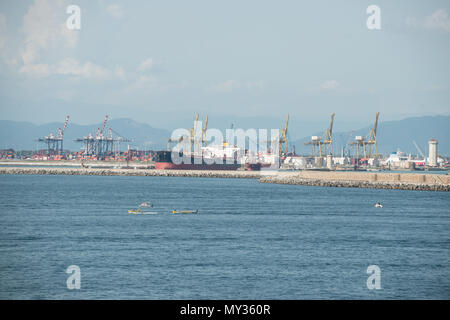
[0,174,449,299]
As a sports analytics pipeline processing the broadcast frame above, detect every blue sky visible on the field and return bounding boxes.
[0,0,449,138]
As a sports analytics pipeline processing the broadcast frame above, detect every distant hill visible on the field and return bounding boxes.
[292,115,450,156]
[0,118,170,151]
[0,115,449,156]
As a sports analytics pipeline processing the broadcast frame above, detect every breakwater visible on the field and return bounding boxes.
[0,166,449,191]
[260,171,450,192]
[0,166,261,179]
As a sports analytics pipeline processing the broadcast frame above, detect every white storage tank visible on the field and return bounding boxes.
[326,154,333,170]
[428,139,438,167]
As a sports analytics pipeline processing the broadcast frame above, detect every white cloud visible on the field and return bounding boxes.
[210,79,265,92]
[19,63,51,77]
[54,58,110,78]
[211,79,240,92]
[123,75,163,94]
[406,9,450,33]
[18,58,112,79]
[20,0,78,65]
[114,65,125,78]
[13,0,125,80]
[138,58,154,72]
[106,4,124,19]
[0,14,6,49]
[424,9,450,32]
[320,80,339,90]
[246,80,265,89]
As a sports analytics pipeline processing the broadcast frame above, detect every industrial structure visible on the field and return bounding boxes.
[263,114,289,156]
[305,113,335,157]
[74,115,131,159]
[428,139,438,167]
[279,114,289,156]
[167,114,209,153]
[350,112,380,159]
[37,115,70,156]
[12,110,449,170]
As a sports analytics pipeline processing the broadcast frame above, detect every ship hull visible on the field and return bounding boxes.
[155,162,241,170]
[155,151,242,170]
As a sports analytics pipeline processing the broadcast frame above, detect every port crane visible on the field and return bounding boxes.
[75,115,109,156]
[167,114,208,154]
[305,113,335,157]
[201,115,208,147]
[189,114,200,154]
[57,115,70,154]
[75,115,130,158]
[37,115,70,156]
[265,115,289,156]
[96,115,110,158]
[280,114,289,156]
[412,140,426,159]
[350,112,380,159]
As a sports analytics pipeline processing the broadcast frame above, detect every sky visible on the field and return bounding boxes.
[0,0,449,138]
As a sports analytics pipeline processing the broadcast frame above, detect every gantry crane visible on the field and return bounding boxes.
[167,114,208,153]
[279,114,289,156]
[96,115,110,158]
[56,115,70,154]
[264,115,289,156]
[350,112,380,159]
[201,115,208,147]
[188,114,200,153]
[75,115,126,158]
[305,113,335,157]
[37,115,70,156]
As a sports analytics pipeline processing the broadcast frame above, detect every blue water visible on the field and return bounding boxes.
[0,174,449,299]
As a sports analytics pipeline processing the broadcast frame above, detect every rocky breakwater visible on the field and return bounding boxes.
[0,166,261,179]
[259,171,450,192]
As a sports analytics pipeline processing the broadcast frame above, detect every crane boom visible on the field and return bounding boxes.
[202,115,208,145]
[100,115,109,135]
[280,114,289,155]
[191,114,199,137]
[413,140,425,158]
[203,115,208,133]
[59,115,70,138]
[329,113,335,136]
[373,112,379,136]
[285,114,289,133]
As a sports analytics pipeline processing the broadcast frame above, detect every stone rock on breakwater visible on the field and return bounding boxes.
[0,166,261,179]
[0,166,448,191]
[259,175,450,192]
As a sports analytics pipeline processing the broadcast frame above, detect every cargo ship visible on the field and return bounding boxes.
[155,150,242,170]
[155,141,281,171]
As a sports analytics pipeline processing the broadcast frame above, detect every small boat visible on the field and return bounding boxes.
[129,202,157,214]
[139,202,153,208]
[128,208,158,215]
[172,210,198,214]
[375,203,383,208]
[128,208,141,214]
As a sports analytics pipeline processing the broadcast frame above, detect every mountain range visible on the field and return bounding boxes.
[0,115,449,156]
